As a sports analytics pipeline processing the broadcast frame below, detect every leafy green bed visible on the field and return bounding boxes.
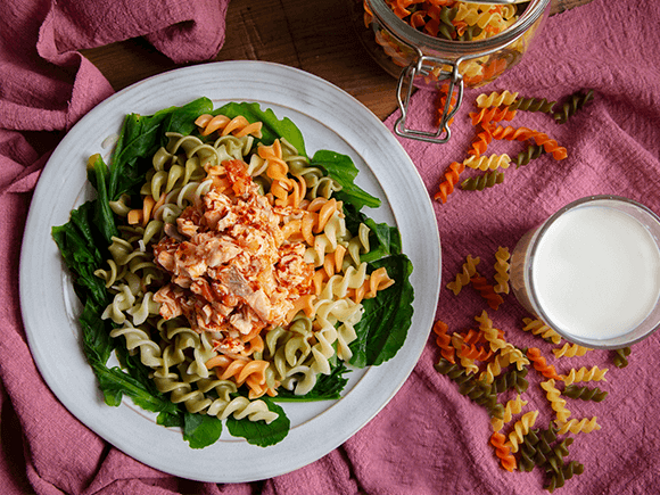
[52,98,414,448]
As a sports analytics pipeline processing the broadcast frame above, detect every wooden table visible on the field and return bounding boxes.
[81,0,592,122]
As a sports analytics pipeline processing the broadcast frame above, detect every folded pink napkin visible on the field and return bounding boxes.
[3,0,660,494]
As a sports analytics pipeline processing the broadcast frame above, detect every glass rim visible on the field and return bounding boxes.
[526,194,660,349]
[367,0,551,57]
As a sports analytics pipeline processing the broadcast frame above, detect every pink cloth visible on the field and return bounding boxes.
[2,0,660,494]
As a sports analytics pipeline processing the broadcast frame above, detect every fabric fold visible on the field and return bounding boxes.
[4,0,660,494]
[0,1,231,494]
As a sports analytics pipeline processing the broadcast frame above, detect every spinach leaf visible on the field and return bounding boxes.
[52,201,109,307]
[310,150,381,211]
[226,397,290,447]
[157,410,184,429]
[348,255,414,368]
[86,154,119,246]
[108,97,213,199]
[274,362,351,402]
[162,98,213,136]
[343,203,402,263]
[78,298,114,367]
[114,344,163,398]
[183,413,223,449]
[92,362,180,416]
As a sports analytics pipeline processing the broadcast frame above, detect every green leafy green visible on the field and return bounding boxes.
[310,150,381,211]
[183,413,224,449]
[108,97,213,200]
[52,201,110,307]
[274,362,351,402]
[348,255,414,368]
[78,299,114,366]
[114,344,163,397]
[157,410,184,429]
[226,397,290,447]
[86,154,119,246]
[92,362,180,414]
[344,203,402,263]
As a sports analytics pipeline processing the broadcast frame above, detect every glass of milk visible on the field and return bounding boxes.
[510,195,660,349]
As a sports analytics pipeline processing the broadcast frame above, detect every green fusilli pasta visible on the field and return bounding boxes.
[545,460,585,493]
[562,384,608,402]
[509,97,556,113]
[461,170,504,191]
[553,89,595,124]
[515,144,546,168]
[492,366,529,394]
[612,346,631,368]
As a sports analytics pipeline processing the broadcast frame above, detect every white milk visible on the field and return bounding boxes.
[532,205,660,341]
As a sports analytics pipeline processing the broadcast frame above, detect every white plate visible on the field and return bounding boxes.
[19,61,441,483]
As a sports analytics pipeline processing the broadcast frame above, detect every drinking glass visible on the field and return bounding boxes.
[510,195,660,349]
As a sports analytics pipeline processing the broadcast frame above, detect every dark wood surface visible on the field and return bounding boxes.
[81,0,593,122]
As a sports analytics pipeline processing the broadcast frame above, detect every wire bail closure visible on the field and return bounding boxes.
[394,51,465,144]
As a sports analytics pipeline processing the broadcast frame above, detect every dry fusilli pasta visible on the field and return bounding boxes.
[560,365,608,386]
[446,254,480,295]
[493,246,510,294]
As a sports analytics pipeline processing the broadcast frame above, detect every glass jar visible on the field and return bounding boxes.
[349,0,551,143]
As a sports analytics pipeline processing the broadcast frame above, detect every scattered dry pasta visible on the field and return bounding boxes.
[432,320,456,364]
[471,275,504,310]
[560,366,608,386]
[491,431,517,472]
[469,106,517,126]
[434,161,465,204]
[461,170,504,191]
[476,90,519,108]
[446,254,480,296]
[506,410,539,453]
[433,242,624,494]
[463,153,512,172]
[491,395,527,432]
[508,96,556,113]
[479,352,510,384]
[493,246,510,294]
[563,384,608,402]
[553,89,595,124]
[433,86,576,203]
[555,417,601,435]
[522,317,562,345]
[553,343,593,358]
[526,347,561,380]
[540,379,571,423]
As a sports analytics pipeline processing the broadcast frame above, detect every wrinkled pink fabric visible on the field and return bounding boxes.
[369,1,660,494]
[3,0,660,494]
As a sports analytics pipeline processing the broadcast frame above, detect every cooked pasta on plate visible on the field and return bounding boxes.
[52,97,415,448]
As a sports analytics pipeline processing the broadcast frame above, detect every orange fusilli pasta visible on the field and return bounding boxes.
[490,431,517,472]
[434,161,465,204]
[432,319,456,364]
[471,274,504,310]
[526,347,561,380]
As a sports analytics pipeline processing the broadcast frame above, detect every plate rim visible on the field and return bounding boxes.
[19,60,441,482]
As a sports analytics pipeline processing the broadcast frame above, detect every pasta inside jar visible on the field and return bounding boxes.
[349,0,551,143]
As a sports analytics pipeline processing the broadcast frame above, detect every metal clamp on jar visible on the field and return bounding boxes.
[352,0,551,143]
